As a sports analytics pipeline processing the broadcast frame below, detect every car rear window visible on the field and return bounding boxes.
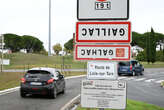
[27,70,51,75]
[119,62,130,66]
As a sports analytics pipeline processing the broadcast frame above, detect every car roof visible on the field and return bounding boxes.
[27,67,57,74]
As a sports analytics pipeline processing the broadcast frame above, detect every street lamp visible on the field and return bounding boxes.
[48,0,51,56]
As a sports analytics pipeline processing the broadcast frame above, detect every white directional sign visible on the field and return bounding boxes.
[87,61,117,80]
[77,0,129,20]
[81,80,127,109]
[75,44,131,61]
[76,22,131,43]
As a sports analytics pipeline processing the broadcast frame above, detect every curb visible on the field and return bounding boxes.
[0,87,20,96]
[60,95,81,110]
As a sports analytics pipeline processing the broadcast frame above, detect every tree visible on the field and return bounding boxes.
[53,43,62,55]
[150,28,156,63]
[4,33,23,52]
[22,35,44,53]
[64,38,73,54]
[145,28,157,64]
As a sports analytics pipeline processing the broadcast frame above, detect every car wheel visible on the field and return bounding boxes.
[61,88,65,94]
[20,92,26,98]
[50,88,57,99]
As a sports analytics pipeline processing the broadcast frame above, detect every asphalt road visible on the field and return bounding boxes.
[0,77,84,110]
[0,68,164,110]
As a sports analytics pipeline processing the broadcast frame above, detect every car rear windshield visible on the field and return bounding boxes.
[119,62,130,66]
[27,70,51,75]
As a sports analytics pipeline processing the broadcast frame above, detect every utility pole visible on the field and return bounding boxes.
[48,0,52,56]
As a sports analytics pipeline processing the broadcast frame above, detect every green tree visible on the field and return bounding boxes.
[22,35,44,53]
[4,33,23,52]
[53,43,62,55]
[64,38,73,54]
[150,28,156,63]
[145,28,157,64]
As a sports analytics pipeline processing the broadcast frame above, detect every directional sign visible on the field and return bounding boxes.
[87,61,118,80]
[76,22,131,43]
[77,0,129,20]
[75,44,131,61]
[81,80,127,109]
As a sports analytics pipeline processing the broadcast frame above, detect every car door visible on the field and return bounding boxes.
[55,71,65,92]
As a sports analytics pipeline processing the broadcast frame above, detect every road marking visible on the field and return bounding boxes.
[117,77,127,80]
[155,80,164,83]
[124,77,135,81]
[145,79,155,82]
[135,78,146,81]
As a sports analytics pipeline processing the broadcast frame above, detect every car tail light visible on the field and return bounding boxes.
[21,78,26,83]
[130,65,133,71]
[47,78,54,84]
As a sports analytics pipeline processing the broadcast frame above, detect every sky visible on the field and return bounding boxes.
[0,0,164,51]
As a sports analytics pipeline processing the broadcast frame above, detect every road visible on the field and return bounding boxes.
[0,68,164,110]
[0,77,84,110]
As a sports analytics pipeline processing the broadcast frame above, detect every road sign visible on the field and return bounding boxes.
[77,0,129,20]
[87,61,117,80]
[81,80,127,109]
[76,22,131,43]
[74,44,131,61]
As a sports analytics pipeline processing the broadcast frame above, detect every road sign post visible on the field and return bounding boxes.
[76,0,130,109]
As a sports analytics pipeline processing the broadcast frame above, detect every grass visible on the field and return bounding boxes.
[3,52,87,69]
[2,53,164,69]
[161,81,164,87]
[140,61,164,68]
[0,71,86,91]
[76,99,164,110]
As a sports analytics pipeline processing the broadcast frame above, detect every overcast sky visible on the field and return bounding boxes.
[0,0,164,51]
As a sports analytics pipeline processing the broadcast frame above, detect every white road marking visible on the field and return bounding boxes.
[135,78,146,81]
[124,77,135,81]
[145,79,155,82]
[155,80,164,83]
[117,77,127,80]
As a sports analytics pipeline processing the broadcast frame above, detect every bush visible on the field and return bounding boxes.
[136,50,164,62]
[136,51,146,61]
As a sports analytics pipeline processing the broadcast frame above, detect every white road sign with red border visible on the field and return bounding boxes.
[74,44,131,61]
[76,22,131,43]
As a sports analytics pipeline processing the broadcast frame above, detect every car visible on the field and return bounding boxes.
[118,60,144,76]
[20,67,65,99]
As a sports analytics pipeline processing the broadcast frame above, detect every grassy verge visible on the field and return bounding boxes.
[76,99,164,110]
[140,62,164,68]
[0,71,86,91]
[3,53,87,69]
[161,81,164,87]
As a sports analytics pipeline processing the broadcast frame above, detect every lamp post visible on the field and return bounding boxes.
[48,0,52,56]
